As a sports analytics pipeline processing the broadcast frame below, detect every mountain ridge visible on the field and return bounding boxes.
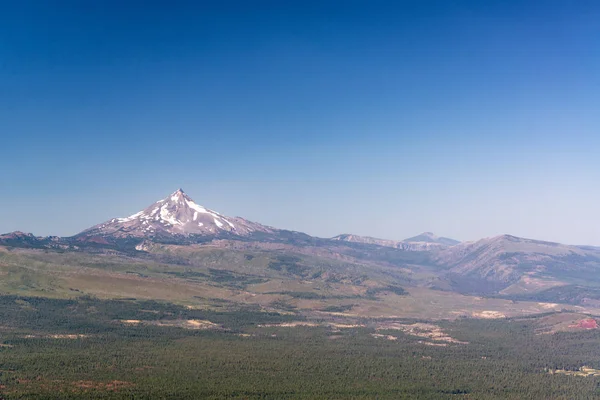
[434,234,600,295]
[404,232,461,246]
[331,232,460,251]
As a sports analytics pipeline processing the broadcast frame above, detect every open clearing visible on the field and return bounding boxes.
[550,367,600,377]
[376,322,467,344]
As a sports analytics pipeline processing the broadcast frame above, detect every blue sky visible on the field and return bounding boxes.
[1,1,600,244]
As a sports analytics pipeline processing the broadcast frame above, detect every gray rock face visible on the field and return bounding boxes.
[78,189,273,239]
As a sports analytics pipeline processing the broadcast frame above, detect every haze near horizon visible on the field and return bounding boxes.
[2,1,599,245]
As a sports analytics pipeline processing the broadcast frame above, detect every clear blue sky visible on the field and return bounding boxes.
[2,1,600,244]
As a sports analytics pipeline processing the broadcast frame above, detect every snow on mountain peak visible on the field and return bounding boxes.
[170,188,187,202]
[78,189,272,239]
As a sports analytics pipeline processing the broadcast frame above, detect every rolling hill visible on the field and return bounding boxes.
[2,189,600,313]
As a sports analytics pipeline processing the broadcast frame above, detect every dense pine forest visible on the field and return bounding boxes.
[1,295,600,399]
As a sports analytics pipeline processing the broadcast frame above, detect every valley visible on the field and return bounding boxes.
[2,189,600,398]
[3,190,600,319]
[1,239,596,322]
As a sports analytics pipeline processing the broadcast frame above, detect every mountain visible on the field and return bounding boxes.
[435,234,600,296]
[76,189,274,241]
[0,232,61,249]
[331,234,446,251]
[332,232,459,251]
[404,232,460,246]
[5,191,600,313]
[6,189,600,308]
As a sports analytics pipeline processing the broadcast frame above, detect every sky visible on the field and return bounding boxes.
[1,1,600,245]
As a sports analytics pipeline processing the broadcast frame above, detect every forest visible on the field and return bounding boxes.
[1,295,600,399]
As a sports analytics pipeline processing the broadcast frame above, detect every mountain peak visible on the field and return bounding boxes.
[331,233,452,251]
[404,232,460,246]
[494,234,521,242]
[167,188,189,203]
[77,189,273,240]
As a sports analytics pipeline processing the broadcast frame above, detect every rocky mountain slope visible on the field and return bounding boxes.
[76,189,274,241]
[435,234,600,295]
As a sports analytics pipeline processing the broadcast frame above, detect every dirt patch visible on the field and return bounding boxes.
[419,341,448,347]
[258,322,320,328]
[538,302,560,309]
[49,334,89,339]
[258,321,365,330]
[549,367,600,377]
[329,323,365,329]
[371,333,397,341]
[535,313,599,334]
[569,318,598,330]
[21,334,89,339]
[179,319,220,329]
[376,322,467,345]
[120,319,220,330]
[471,311,506,319]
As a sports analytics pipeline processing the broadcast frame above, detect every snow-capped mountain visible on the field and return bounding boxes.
[77,189,273,240]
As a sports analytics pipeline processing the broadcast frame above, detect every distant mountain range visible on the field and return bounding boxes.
[2,189,600,307]
[331,233,457,251]
[73,189,462,251]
